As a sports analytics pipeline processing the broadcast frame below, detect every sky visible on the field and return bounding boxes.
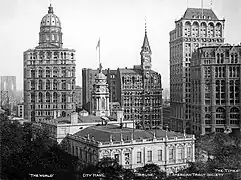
[0,0,241,91]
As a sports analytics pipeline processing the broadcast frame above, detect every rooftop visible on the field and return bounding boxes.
[42,114,117,125]
[182,8,219,20]
[118,68,158,75]
[72,124,186,143]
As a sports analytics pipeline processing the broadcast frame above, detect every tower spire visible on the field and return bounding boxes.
[145,16,147,34]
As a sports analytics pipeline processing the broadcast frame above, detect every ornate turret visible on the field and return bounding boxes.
[38,4,63,48]
[92,63,110,117]
[140,19,152,70]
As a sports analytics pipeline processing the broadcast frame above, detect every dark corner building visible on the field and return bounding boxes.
[169,7,225,133]
[82,25,163,129]
[23,4,76,122]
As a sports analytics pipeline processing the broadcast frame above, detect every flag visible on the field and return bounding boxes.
[96,39,100,50]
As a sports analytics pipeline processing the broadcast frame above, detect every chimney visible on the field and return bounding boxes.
[70,112,78,124]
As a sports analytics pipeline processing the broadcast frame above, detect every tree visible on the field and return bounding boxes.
[1,121,79,179]
[136,164,166,180]
[96,157,124,180]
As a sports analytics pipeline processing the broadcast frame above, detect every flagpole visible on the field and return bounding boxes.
[99,38,100,66]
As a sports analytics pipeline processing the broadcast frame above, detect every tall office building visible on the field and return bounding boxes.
[23,5,76,122]
[191,45,241,135]
[116,27,162,129]
[169,8,225,132]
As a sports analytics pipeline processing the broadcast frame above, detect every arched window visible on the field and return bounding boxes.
[220,53,224,63]
[230,107,240,124]
[53,92,58,103]
[53,79,58,90]
[184,21,191,36]
[217,53,220,64]
[46,79,50,90]
[192,22,199,37]
[38,80,42,90]
[53,67,58,77]
[177,146,184,162]
[61,80,66,90]
[46,92,51,103]
[31,93,35,103]
[39,68,43,78]
[235,53,238,63]
[39,92,43,103]
[200,22,207,37]
[46,67,50,78]
[208,22,214,37]
[62,93,66,103]
[31,69,35,78]
[216,107,225,124]
[215,23,222,37]
[62,111,66,117]
[205,114,211,124]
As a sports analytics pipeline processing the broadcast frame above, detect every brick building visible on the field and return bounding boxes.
[190,44,241,135]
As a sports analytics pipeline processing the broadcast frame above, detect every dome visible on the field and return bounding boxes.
[38,4,63,48]
[40,4,61,28]
[96,72,107,80]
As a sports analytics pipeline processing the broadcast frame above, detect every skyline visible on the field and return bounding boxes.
[1,0,241,90]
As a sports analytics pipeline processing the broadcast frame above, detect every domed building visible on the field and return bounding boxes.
[23,4,76,122]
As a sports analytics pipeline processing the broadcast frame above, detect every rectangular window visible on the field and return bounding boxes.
[137,152,142,163]
[158,150,162,161]
[147,150,152,162]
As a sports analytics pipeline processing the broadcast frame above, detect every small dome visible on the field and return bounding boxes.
[40,5,61,28]
[96,72,106,80]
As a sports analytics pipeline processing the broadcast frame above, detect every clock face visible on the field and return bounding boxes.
[100,87,105,92]
[144,56,150,62]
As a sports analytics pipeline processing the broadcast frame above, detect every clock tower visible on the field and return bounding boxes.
[140,22,152,71]
[92,64,110,117]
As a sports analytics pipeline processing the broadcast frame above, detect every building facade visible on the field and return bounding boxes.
[65,124,195,174]
[23,5,76,122]
[116,28,162,129]
[74,85,82,108]
[169,8,225,133]
[0,76,17,108]
[17,103,24,118]
[191,45,241,135]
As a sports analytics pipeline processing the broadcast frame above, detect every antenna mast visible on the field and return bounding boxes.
[201,0,204,18]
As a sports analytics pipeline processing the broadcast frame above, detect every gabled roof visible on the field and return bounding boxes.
[183,8,219,20]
